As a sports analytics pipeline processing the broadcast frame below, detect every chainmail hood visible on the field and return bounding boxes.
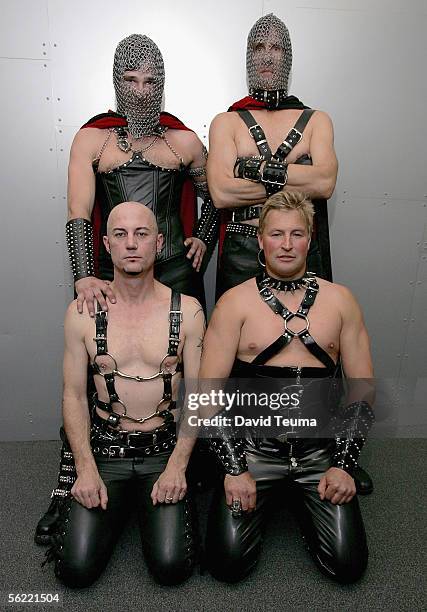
[246,14,292,94]
[113,34,164,138]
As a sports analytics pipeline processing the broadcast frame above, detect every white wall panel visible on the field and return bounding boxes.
[400,222,427,378]
[330,197,426,378]
[48,0,264,132]
[0,1,426,439]
[0,0,50,59]
[267,1,427,200]
[0,59,66,335]
[0,333,63,441]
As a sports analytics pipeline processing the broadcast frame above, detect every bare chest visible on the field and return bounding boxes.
[234,109,312,162]
[239,295,341,366]
[95,130,189,173]
[86,309,181,376]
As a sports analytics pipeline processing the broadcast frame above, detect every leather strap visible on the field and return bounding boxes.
[236,109,315,162]
[168,290,182,356]
[94,308,108,355]
[253,275,336,371]
[232,205,262,223]
[273,109,315,162]
[236,110,272,159]
[92,289,182,425]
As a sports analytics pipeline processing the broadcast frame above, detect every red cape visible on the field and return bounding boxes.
[82,111,197,275]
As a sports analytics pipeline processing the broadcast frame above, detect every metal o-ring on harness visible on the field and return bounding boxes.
[91,290,182,426]
[283,312,310,337]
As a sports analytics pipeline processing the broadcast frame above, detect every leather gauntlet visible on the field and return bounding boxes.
[194,197,220,247]
[331,400,375,474]
[65,218,95,282]
[207,408,248,475]
[210,437,248,476]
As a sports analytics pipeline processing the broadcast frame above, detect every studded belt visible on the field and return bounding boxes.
[226,222,258,238]
[91,413,176,458]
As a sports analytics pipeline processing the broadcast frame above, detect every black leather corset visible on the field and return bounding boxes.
[94,154,187,276]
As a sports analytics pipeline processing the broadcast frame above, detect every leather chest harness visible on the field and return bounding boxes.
[250,274,336,374]
[231,109,315,224]
[91,290,183,428]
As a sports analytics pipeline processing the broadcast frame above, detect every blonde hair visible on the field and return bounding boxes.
[259,191,314,235]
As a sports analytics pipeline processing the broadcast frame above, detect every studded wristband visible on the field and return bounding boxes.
[66,218,95,282]
[331,401,375,474]
[261,160,288,196]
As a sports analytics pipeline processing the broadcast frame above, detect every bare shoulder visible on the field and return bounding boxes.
[169,128,206,162]
[215,278,257,316]
[171,127,201,147]
[318,278,360,312]
[64,301,91,335]
[210,112,237,130]
[180,294,205,319]
[311,109,334,129]
[71,127,107,156]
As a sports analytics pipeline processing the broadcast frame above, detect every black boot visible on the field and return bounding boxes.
[34,498,63,545]
[353,465,373,495]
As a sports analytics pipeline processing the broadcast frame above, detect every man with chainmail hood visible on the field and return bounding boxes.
[207,14,372,494]
[34,33,218,545]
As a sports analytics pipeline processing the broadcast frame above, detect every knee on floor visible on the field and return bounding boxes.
[207,546,257,584]
[54,556,103,589]
[317,547,368,584]
[148,553,194,586]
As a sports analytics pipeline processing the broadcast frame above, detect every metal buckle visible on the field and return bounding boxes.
[287,128,303,146]
[108,445,121,458]
[168,310,183,322]
[127,431,157,448]
[248,124,262,138]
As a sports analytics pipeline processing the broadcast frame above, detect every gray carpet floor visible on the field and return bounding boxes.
[0,439,425,612]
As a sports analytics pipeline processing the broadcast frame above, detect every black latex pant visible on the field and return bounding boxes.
[206,441,368,584]
[53,454,194,588]
[216,232,325,299]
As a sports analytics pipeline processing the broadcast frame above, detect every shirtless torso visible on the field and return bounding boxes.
[66,282,204,432]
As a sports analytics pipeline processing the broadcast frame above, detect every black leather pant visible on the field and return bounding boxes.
[53,454,194,588]
[216,232,325,299]
[206,440,368,584]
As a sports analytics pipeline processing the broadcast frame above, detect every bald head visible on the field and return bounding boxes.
[106,201,158,236]
[103,202,163,278]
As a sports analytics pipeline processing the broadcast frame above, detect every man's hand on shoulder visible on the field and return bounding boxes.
[318,467,356,505]
[71,466,108,510]
[75,277,116,317]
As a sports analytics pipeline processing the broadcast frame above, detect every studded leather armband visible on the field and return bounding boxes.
[66,218,95,282]
[234,157,263,182]
[188,166,209,199]
[194,197,220,247]
[210,437,248,476]
[331,401,375,474]
[261,160,288,196]
[208,411,248,475]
